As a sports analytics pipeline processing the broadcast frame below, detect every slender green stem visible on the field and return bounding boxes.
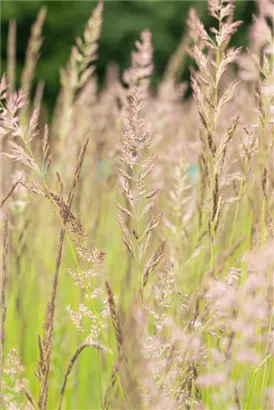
[245,354,272,410]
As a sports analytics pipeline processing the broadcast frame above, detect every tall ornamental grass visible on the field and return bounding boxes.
[0,1,273,409]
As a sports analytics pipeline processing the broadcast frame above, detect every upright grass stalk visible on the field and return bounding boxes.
[58,341,106,410]
[0,217,8,403]
[102,281,125,408]
[189,1,242,406]
[244,353,272,410]
[57,2,103,141]
[7,20,16,93]
[21,7,47,100]
[1,86,120,403]
[118,31,165,301]
[37,135,90,410]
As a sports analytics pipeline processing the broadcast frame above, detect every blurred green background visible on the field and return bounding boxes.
[1,1,256,108]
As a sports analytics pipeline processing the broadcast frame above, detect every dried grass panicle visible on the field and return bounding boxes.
[7,20,16,93]
[216,115,240,174]
[119,89,151,167]
[42,124,51,171]
[20,177,85,240]
[24,388,39,409]
[0,176,23,209]
[123,29,153,99]
[187,8,212,47]
[68,134,90,201]
[46,190,85,237]
[61,2,103,93]
[4,141,37,171]
[0,87,46,185]
[118,33,164,297]
[58,2,103,141]
[0,87,28,139]
[142,240,166,288]
[1,348,31,410]
[37,135,90,410]
[190,1,242,238]
[37,227,66,409]
[21,7,47,98]
[100,281,125,408]
[103,364,119,410]
[208,0,235,20]
[34,79,45,109]
[265,211,274,237]
[105,281,123,354]
[0,74,8,101]
[165,154,195,267]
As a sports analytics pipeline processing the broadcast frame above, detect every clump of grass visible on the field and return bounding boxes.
[0,0,273,409]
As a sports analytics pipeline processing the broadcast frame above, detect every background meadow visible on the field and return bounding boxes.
[0,1,274,409]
